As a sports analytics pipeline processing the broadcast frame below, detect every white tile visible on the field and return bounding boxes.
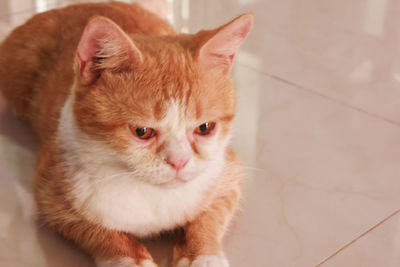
[320,211,400,267]
[227,64,400,266]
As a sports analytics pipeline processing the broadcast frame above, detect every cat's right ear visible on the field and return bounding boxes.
[194,13,253,75]
[76,17,142,85]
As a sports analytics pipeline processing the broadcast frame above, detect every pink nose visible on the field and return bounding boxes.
[165,157,189,171]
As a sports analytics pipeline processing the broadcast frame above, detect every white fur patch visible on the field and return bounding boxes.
[138,259,158,267]
[58,96,226,237]
[96,257,156,267]
[176,258,191,267]
[96,257,135,267]
[191,254,229,267]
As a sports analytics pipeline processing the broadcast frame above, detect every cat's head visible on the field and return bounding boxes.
[68,14,253,186]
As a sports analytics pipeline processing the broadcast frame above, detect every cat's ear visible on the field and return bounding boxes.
[195,13,253,75]
[76,17,142,85]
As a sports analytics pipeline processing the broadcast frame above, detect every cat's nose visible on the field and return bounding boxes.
[165,156,189,171]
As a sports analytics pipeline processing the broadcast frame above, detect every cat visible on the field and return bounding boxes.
[0,1,253,266]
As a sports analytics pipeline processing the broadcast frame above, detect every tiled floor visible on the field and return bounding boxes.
[1,0,400,266]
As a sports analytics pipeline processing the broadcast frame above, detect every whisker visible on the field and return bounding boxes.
[94,170,140,185]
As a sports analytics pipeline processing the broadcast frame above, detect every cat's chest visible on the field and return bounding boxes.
[70,168,213,237]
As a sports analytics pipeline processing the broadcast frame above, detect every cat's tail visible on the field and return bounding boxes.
[137,0,169,20]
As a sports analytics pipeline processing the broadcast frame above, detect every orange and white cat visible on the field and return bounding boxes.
[0,1,253,266]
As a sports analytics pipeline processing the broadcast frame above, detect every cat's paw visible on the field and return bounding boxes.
[175,258,191,267]
[96,257,157,267]
[137,259,158,267]
[175,254,229,267]
[191,255,229,267]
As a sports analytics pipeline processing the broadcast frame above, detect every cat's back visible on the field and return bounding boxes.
[0,2,175,139]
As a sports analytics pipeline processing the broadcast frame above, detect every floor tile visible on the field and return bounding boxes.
[228,64,400,266]
[320,210,400,267]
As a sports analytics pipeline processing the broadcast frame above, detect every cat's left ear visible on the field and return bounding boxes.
[195,13,253,75]
[76,17,142,85]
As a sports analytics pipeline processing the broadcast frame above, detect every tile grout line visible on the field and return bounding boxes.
[314,209,400,266]
[237,62,400,129]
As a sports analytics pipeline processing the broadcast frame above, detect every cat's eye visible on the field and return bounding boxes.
[194,122,216,136]
[129,125,155,140]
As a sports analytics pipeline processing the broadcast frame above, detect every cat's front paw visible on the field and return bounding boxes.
[191,255,229,267]
[96,257,158,267]
[136,259,158,267]
[176,254,229,267]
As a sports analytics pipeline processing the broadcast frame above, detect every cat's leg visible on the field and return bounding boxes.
[173,162,242,267]
[173,197,237,267]
[137,0,169,20]
[46,217,156,267]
